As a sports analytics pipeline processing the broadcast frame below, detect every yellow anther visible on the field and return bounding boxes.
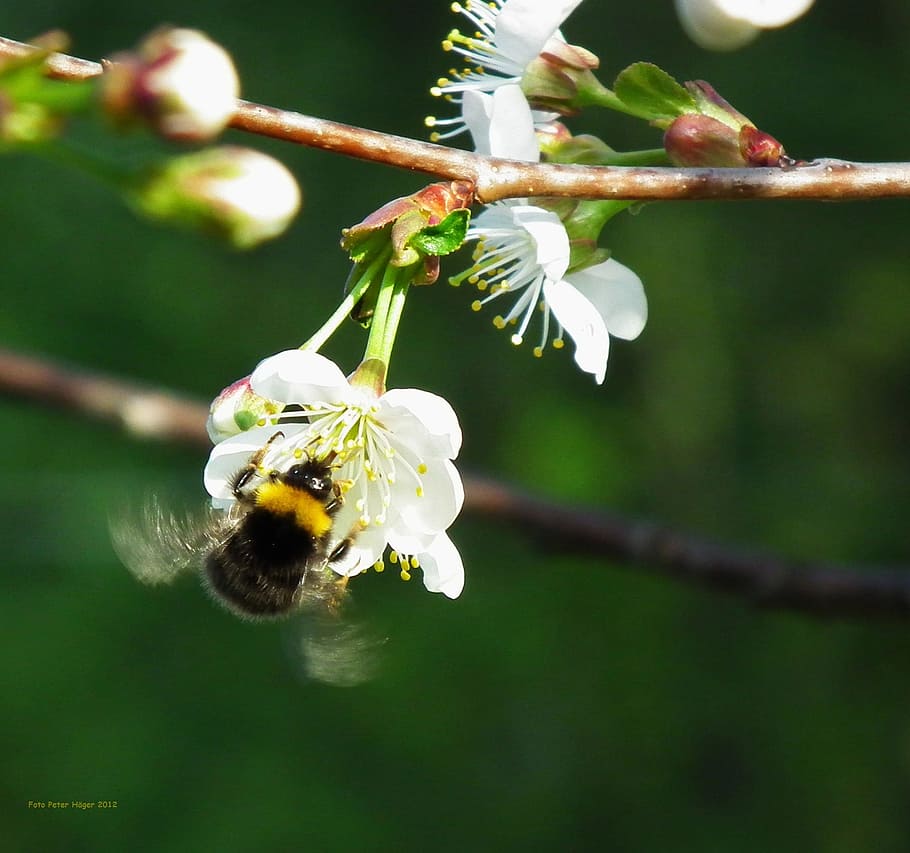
[410,556,420,569]
[400,569,411,582]
[493,315,507,329]
[374,560,385,573]
[476,280,488,292]
[533,346,543,358]
[417,463,428,475]
[471,300,483,312]
[415,486,424,498]
[553,338,565,350]
[293,448,303,458]
[359,515,370,527]
[424,115,437,127]
[256,418,266,427]
[430,86,443,98]
[442,40,454,52]
[389,551,399,564]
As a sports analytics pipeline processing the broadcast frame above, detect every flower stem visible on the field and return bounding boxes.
[26,138,135,189]
[362,263,412,371]
[602,148,671,166]
[301,250,388,352]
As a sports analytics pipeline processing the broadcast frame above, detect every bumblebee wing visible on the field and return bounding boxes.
[110,497,234,586]
[285,607,387,687]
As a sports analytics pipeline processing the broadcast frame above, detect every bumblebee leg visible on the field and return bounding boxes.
[230,430,286,497]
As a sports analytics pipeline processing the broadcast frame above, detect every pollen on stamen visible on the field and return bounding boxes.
[415,486,424,498]
[533,346,543,358]
[493,315,507,329]
[471,300,483,312]
[410,556,420,569]
[553,338,565,350]
[374,560,385,573]
[389,551,399,564]
[256,418,267,427]
[293,448,303,458]
[417,463,428,475]
[441,40,454,52]
[400,569,411,582]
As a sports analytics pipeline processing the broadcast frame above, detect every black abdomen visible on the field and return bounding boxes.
[204,509,326,617]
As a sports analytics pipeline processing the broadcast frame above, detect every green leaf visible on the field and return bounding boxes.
[409,209,470,256]
[613,62,697,124]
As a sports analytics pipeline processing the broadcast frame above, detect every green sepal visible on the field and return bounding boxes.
[613,62,696,126]
[409,209,470,257]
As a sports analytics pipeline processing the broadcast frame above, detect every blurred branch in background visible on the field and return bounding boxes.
[2,35,910,203]
[2,346,908,621]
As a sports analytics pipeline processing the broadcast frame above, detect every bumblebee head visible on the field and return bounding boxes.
[279,459,334,501]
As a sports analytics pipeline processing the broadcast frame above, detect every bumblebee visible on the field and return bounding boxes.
[111,437,380,684]
[112,436,356,619]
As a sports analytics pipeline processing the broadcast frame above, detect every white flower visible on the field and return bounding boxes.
[427,0,583,141]
[203,351,465,599]
[675,0,815,50]
[134,146,302,249]
[455,203,647,383]
[102,28,239,142]
[452,88,647,384]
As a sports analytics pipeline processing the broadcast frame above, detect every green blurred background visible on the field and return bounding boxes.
[3,1,910,849]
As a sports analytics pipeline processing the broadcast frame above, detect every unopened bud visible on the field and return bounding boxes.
[207,376,281,443]
[131,146,301,248]
[521,37,607,114]
[675,0,815,51]
[665,80,787,167]
[102,28,239,142]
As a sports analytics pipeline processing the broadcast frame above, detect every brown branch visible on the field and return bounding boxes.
[1,346,908,620]
[3,35,910,203]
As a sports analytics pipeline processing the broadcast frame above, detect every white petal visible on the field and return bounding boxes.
[202,424,305,500]
[674,0,760,49]
[496,0,584,69]
[565,258,648,341]
[462,90,495,156]
[715,0,814,27]
[463,87,539,161]
[393,458,464,536]
[330,524,386,578]
[418,533,465,599]
[543,278,610,384]
[379,388,462,459]
[250,350,352,404]
[387,526,439,556]
[509,205,571,281]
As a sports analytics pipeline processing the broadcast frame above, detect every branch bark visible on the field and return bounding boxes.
[2,346,908,621]
[3,36,910,203]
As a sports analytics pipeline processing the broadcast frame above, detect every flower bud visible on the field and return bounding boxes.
[675,0,815,51]
[664,80,787,167]
[131,146,302,248]
[521,38,608,115]
[101,28,239,142]
[207,375,282,443]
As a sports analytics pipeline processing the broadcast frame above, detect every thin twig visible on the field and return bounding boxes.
[2,35,910,203]
[1,346,907,620]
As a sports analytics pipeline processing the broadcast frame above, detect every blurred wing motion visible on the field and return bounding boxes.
[111,496,386,686]
[110,496,233,586]
[287,607,387,687]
